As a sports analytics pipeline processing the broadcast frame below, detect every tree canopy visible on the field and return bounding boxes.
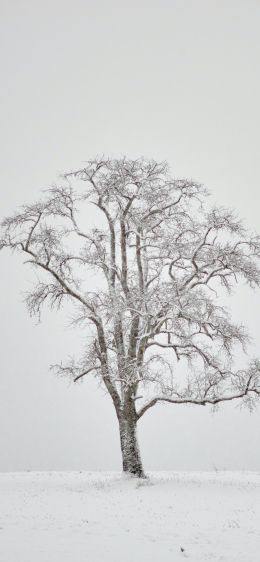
[1,157,260,475]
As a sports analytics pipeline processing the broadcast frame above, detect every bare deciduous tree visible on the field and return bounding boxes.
[1,158,260,477]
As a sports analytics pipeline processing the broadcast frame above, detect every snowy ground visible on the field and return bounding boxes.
[0,471,259,562]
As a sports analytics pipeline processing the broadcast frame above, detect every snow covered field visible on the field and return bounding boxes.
[0,471,259,562]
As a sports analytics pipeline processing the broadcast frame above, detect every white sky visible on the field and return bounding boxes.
[0,0,260,471]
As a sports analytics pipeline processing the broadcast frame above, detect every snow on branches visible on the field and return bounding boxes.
[1,157,260,418]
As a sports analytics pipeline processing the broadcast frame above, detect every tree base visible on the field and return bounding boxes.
[122,467,147,479]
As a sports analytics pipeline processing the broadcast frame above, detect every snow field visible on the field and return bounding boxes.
[0,471,259,562]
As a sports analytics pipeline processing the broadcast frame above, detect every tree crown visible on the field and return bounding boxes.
[1,157,260,417]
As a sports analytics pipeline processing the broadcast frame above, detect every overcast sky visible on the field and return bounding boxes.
[0,0,260,472]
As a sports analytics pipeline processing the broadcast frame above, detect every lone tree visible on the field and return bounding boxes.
[1,158,260,477]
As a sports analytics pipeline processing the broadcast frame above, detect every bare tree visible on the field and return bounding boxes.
[1,157,260,477]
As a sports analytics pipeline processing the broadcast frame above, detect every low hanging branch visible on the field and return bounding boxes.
[1,157,260,477]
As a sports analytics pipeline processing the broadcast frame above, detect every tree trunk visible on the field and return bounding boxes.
[118,413,145,478]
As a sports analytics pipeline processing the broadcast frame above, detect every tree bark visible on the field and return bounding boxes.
[118,411,145,478]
